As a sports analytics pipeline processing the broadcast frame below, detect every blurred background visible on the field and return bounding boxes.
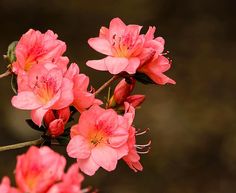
[0,0,235,192]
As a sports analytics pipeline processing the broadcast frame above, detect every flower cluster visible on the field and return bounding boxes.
[0,146,88,193]
[87,18,175,85]
[0,17,175,192]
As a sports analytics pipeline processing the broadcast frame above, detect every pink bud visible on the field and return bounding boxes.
[126,95,145,108]
[57,107,70,124]
[114,78,135,104]
[44,110,55,127]
[44,108,70,137]
[48,119,65,137]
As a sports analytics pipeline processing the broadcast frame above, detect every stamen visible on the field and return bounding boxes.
[136,128,150,136]
[137,147,151,154]
[135,140,151,149]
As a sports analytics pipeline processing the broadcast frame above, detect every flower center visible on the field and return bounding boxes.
[89,131,107,147]
[34,76,57,104]
[112,34,133,57]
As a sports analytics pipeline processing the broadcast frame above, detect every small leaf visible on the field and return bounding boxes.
[61,127,71,137]
[7,41,18,63]
[56,136,70,145]
[11,74,18,94]
[25,119,46,132]
[134,72,155,84]
[41,134,51,147]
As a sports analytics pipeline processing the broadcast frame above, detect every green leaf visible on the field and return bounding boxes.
[7,41,18,63]
[11,74,18,94]
[25,119,46,132]
[56,136,70,145]
[134,72,155,84]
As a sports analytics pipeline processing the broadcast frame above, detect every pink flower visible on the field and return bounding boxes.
[123,126,143,172]
[87,18,175,85]
[44,107,70,137]
[137,26,176,84]
[12,29,68,75]
[67,105,131,176]
[65,63,101,112]
[47,164,84,193]
[11,65,73,126]
[0,177,21,193]
[15,146,66,193]
[86,18,145,74]
[138,55,176,85]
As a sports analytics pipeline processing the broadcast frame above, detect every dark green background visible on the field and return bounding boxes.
[0,0,235,192]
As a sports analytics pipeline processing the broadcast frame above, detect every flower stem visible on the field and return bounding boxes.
[0,70,11,79]
[95,75,120,96]
[0,138,44,152]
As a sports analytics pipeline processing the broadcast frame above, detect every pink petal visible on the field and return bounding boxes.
[73,91,95,112]
[88,38,112,55]
[96,109,118,132]
[77,156,100,176]
[46,68,63,91]
[109,18,126,41]
[124,57,140,74]
[67,135,91,159]
[11,92,42,110]
[104,56,129,74]
[86,58,107,71]
[99,26,109,39]
[31,108,48,126]
[64,63,80,79]
[73,74,89,91]
[91,145,118,171]
[150,73,176,85]
[52,78,74,109]
[78,105,105,137]
[145,26,156,41]
[116,144,129,159]
[108,128,129,148]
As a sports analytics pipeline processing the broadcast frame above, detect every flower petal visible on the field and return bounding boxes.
[125,57,140,74]
[88,38,112,55]
[92,145,118,171]
[104,56,128,74]
[31,108,48,126]
[67,135,91,159]
[11,92,41,110]
[77,156,100,176]
[86,58,107,71]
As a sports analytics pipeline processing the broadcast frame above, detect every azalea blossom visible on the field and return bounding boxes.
[15,146,66,193]
[12,29,68,75]
[67,105,133,176]
[64,63,100,112]
[86,17,175,85]
[11,65,74,126]
[86,17,144,74]
[47,164,84,193]
[138,54,176,85]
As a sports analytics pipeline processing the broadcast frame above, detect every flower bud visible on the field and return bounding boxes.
[114,78,135,104]
[126,95,145,108]
[48,119,65,137]
[44,110,55,127]
[57,107,70,124]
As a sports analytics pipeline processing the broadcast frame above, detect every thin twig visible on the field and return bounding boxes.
[0,70,11,79]
[94,75,120,96]
[0,138,44,152]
